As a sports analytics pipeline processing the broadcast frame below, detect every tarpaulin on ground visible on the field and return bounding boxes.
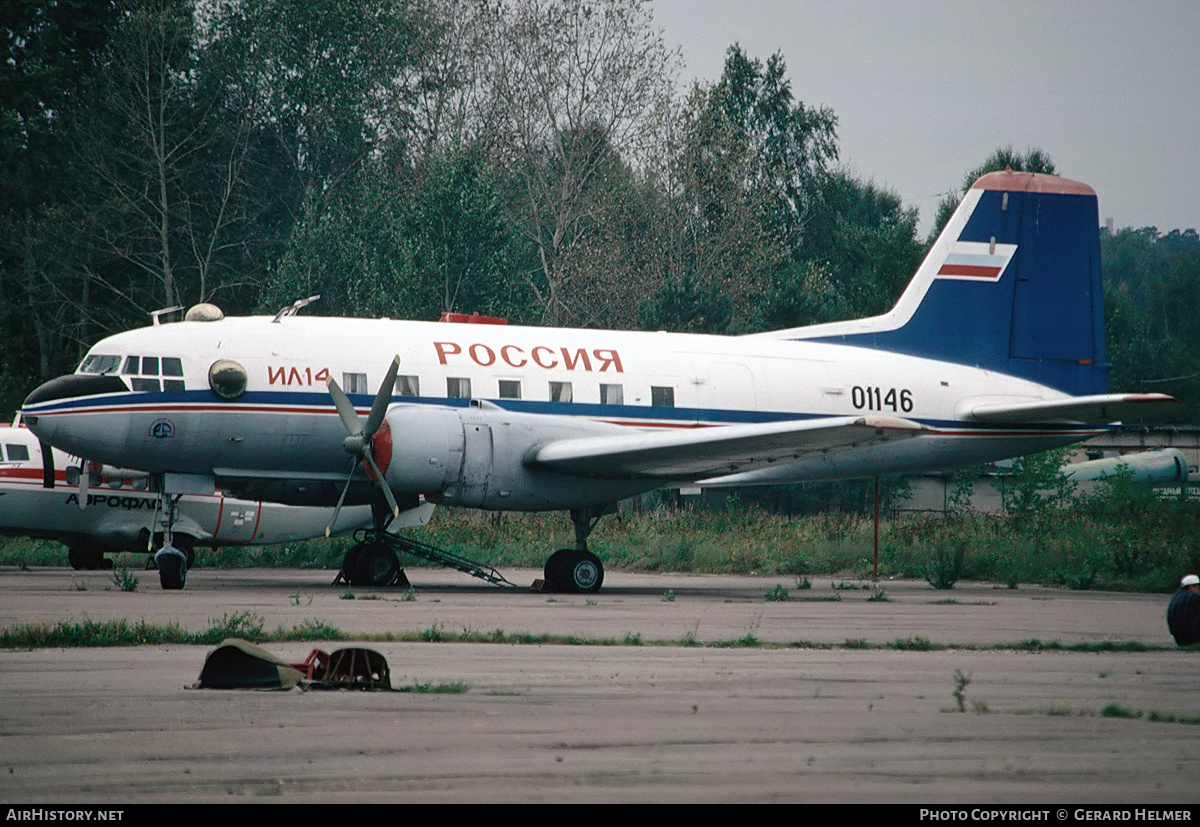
[194,638,304,689]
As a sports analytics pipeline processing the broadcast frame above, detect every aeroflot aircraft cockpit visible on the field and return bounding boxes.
[78,354,186,393]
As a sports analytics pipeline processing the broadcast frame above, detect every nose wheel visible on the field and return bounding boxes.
[149,489,192,590]
[155,544,188,590]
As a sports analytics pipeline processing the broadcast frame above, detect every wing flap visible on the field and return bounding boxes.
[962,393,1177,424]
[527,415,925,480]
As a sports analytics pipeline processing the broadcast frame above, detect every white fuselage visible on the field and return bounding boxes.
[21,315,1103,513]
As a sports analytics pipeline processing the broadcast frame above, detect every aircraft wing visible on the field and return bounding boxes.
[527,415,925,480]
[961,393,1177,424]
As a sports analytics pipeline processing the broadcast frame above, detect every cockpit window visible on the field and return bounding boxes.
[79,354,121,374]
[120,355,187,393]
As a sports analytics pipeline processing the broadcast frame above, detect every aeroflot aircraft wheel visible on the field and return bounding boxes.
[68,543,107,570]
[545,549,604,593]
[155,546,188,590]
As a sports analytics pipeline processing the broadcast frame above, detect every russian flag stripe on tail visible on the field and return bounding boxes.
[937,263,1001,278]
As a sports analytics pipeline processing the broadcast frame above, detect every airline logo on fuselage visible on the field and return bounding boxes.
[433,342,624,373]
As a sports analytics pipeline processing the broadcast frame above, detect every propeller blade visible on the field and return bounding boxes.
[325,459,358,538]
[39,440,54,489]
[362,450,400,520]
[363,356,401,440]
[326,374,363,436]
[77,459,90,510]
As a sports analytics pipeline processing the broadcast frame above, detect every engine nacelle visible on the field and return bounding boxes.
[380,402,659,510]
[380,406,465,495]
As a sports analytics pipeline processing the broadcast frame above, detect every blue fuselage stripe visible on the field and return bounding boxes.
[25,389,1112,436]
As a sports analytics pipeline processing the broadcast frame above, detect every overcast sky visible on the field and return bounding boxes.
[649,0,1200,237]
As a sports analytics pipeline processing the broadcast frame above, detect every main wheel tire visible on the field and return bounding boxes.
[544,548,603,593]
[67,544,105,571]
[345,542,399,587]
[341,544,365,583]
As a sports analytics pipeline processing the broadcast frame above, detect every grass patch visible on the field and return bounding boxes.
[5,489,1200,595]
[1100,702,1141,719]
[0,611,343,648]
[110,567,139,592]
[764,583,789,602]
[400,681,469,694]
[889,636,939,651]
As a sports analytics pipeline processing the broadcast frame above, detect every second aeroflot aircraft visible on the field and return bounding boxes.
[21,171,1175,592]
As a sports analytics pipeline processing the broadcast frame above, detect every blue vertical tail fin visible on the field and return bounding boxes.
[769,170,1109,396]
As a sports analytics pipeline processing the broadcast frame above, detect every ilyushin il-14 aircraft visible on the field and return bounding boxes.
[21,170,1175,592]
[0,418,434,585]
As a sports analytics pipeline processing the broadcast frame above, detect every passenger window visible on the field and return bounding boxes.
[5,444,29,462]
[651,386,675,407]
[549,381,573,403]
[447,377,471,398]
[342,373,368,394]
[498,380,521,400]
[396,375,420,397]
[600,384,623,405]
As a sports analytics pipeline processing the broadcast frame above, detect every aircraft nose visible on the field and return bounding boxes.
[23,374,129,410]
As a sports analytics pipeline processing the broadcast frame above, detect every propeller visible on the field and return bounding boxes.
[325,356,402,536]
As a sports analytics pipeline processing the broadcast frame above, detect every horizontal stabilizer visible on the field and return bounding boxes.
[961,393,1177,424]
[528,415,925,481]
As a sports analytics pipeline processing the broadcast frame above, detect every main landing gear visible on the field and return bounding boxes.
[540,506,610,593]
[334,505,614,593]
[67,540,113,571]
[340,537,404,588]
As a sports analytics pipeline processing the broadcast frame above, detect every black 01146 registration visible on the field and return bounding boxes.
[851,386,913,413]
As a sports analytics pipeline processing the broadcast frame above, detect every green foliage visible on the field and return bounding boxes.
[196,611,266,644]
[1103,226,1200,421]
[764,583,789,602]
[0,611,341,648]
[1100,703,1141,719]
[926,536,967,590]
[637,272,732,333]
[929,146,1057,240]
[952,669,972,713]
[765,173,923,327]
[110,567,139,593]
[890,636,936,651]
[401,681,469,694]
[996,447,1077,522]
